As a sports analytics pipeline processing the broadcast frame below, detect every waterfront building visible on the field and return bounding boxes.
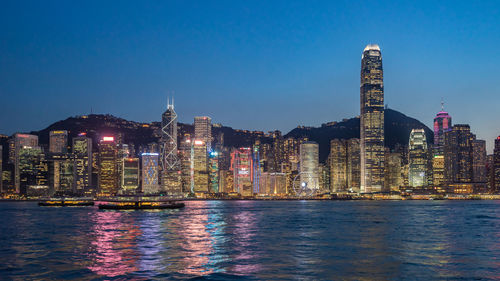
[231,147,253,197]
[346,138,361,192]
[444,125,474,192]
[319,164,330,193]
[160,98,181,195]
[194,116,212,151]
[408,129,428,188]
[18,145,43,195]
[0,145,2,193]
[385,149,402,192]
[299,141,319,194]
[433,104,452,156]
[141,153,160,194]
[50,153,74,195]
[209,150,219,193]
[49,130,68,154]
[98,136,118,195]
[179,136,192,193]
[219,170,234,193]
[121,158,139,194]
[192,140,209,194]
[494,137,500,193]
[72,135,92,194]
[472,139,487,183]
[432,155,445,189]
[10,133,39,194]
[259,172,287,196]
[360,44,385,193]
[329,139,347,192]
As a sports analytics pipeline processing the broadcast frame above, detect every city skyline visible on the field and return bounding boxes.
[1,1,500,153]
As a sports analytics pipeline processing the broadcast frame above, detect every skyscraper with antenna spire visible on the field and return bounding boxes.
[160,96,182,195]
[433,99,452,156]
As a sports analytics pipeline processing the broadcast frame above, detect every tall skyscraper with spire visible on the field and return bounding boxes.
[160,97,181,195]
[433,100,452,156]
[360,44,385,193]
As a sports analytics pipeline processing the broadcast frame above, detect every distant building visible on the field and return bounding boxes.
[192,140,209,194]
[360,44,385,193]
[194,116,212,151]
[299,141,319,194]
[179,136,192,193]
[10,133,39,194]
[141,153,160,194]
[231,147,253,197]
[259,172,287,195]
[346,139,361,192]
[472,139,487,183]
[18,145,43,195]
[98,136,118,195]
[209,151,220,193]
[432,155,445,189]
[433,105,452,156]
[408,129,428,187]
[49,130,68,154]
[444,125,476,193]
[160,98,181,195]
[329,139,347,193]
[72,135,92,194]
[494,137,500,193]
[121,158,139,194]
[385,149,402,192]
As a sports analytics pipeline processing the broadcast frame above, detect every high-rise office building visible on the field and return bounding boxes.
[160,98,181,195]
[432,155,445,188]
[231,147,253,197]
[472,139,487,183]
[0,145,2,193]
[141,153,160,194]
[360,44,385,193]
[121,158,139,193]
[18,145,42,195]
[433,103,452,156]
[194,116,212,151]
[494,137,500,193]
[299,141,319,194]
[346,138,361,192]
[385,149,402,192]
[10,134,39,194]
[444,125,474,185]
[72,135,92,194]
[408,129,428,187]
[209,151,219,193]
[98,136,118,195]
[192,140,209,194]
[329,139,347,192]
[179,136,192,193]
[49,130,68,154]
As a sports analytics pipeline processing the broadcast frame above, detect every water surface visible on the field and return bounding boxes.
[1,200,500,280]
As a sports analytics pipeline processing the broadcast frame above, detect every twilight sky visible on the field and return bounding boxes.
[1,1,499,152]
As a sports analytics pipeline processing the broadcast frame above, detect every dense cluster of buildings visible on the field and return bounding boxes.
[1,44,500,199]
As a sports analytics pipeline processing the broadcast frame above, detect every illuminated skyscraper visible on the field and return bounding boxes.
[98,136,118,195]
[494,137,500,193]
[49,130,68,154]
[194,116,212,151]
[360,44,385,193]
[160,98,181,195]
[444,125,474,184]
[121,158,139,193]
[72,135,92,194]
[231,147,253,197]
[329,139,347,192]
[10,133,38,194]
[408,129,428,187]
[433,103,452,156]
[141,153,160,194]
[18,145,42,195]
[346,138,361,192]
[179,136,192,193]
[0,145,2,193]
[299,141,319,194]
[385,150,402,192]
[432,155,445,188]
[192,140,209,194]
[472,139,487,183]
[209,151,219,193]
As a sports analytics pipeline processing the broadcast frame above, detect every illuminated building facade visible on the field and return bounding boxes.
[50,154,74,194]
[444,125,474,185]
[49,130,68,154]
[433,104,452,156]
[259,172,287,195]
[160,98,181,195]
[209,151,219,193]
[231,147,253,197]
[360,44,385,193]
[192,140,209,194]
[18,145,42,195]
[385,150,402,192]
[299,141,319,193]
[10,133,39,194]
[72,136,92,194]
[179,136,192,193]
[219,170,234,193]
[408,129,428,187]
[494,137,500,193]
[141,153,160,194]
[0,145,2,193]
[98,136,118,195]
[121,158,139,193]
[346,138,361,192]
[472,139,487,183]
[194,116,212,151]
[433,155,445,188]
[329,139,347,192]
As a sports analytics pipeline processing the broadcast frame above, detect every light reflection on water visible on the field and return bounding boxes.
[1,201,500,279]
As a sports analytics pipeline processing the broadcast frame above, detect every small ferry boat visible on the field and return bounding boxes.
[98,201,185,210]
[38,198,95,207]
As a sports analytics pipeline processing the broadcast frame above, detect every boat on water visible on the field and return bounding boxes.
[38,198,95,207]
[98,201,185,210]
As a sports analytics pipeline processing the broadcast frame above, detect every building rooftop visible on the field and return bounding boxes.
[363,44,380,52]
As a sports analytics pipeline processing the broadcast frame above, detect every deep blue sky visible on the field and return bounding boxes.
[1,1,499,151]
